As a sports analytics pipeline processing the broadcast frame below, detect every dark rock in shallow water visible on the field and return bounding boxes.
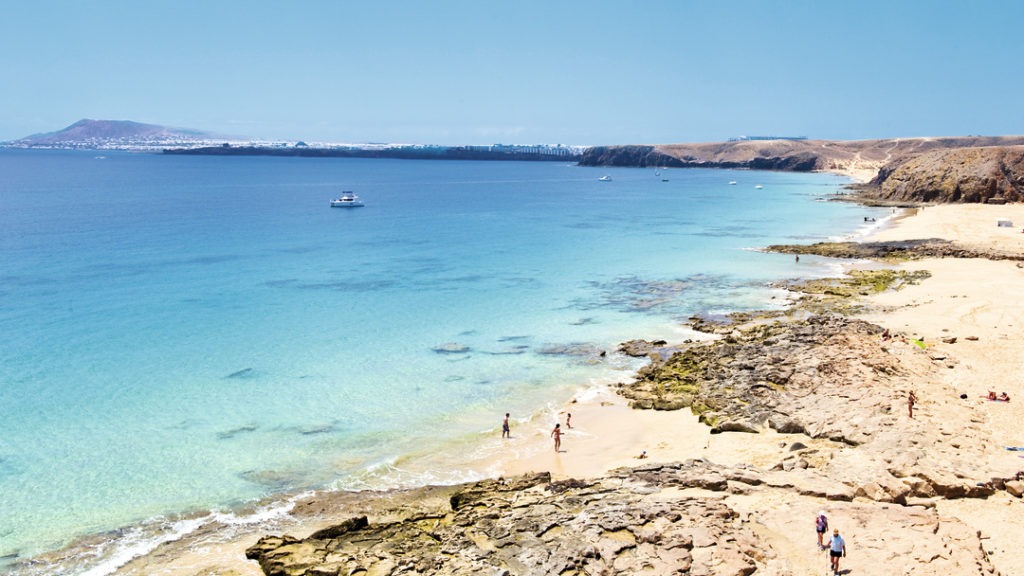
[618,338,673,358]
[226,367,255,379]
[296,424,334,435]
[238,469,304,490]
[217,424,258,439]
[536,342,604,357]
[483,345,529,355]
[432,342,471,354]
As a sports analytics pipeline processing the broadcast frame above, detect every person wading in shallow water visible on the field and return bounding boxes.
[550,423,562,452]
[501,413,510,439]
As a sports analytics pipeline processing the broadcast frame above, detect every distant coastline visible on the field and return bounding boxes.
[9,119,1024,203]
[162,143,582,162]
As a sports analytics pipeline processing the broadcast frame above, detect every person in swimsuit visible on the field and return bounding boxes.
[551,423,562,452]
[501,413,510,439]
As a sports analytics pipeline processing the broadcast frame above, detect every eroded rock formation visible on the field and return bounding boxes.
[870,146,1024,203]
[579,136,1024,177]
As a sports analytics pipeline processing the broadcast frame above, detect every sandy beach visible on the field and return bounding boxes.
[99,203,1024,575]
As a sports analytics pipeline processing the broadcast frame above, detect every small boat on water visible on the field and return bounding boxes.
[728,180,737,185]
[330,192,365,207]
[598,175,612,182]
[754,185,763,190]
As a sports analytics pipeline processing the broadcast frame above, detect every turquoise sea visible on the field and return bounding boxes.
[0,150,885,573]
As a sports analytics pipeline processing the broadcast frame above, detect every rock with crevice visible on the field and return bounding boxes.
[247,465,778,576]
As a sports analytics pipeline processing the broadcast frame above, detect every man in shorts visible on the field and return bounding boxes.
[828,528,846,574]
[502,413,510,439]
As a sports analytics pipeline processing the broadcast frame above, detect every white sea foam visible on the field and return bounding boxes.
[24,498,305,576]
[76,516,211,576]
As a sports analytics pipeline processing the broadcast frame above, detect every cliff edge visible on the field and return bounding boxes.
[580,136,1024,199]
[869,145,1024,203]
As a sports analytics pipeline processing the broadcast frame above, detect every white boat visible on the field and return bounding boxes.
[728,180,737,185]
[598,175,612,181]
[330,192,364,207]
[754,185,763,189]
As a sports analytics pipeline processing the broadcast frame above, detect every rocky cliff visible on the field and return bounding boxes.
[868,145,1024,203]
[579,137,1024,198]
[579,143,819,171]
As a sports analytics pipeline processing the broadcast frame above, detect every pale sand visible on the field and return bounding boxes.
[487,387,817,482]
[115,203,1024,575]
[857,204,1024,575]
[823,164,880,184]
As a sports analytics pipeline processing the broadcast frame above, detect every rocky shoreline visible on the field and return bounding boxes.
[241,235,1024,575]
[580,137,1024,203]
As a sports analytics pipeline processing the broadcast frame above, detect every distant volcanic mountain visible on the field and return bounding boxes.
[6,119,221,149]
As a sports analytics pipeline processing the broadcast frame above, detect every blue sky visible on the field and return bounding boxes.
[2,0,1022,145]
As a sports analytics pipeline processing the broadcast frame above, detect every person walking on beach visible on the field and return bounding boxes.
[502,413,510,439]
[828,528,846,574]
[815,511,828,549]
[565,412,572,429]
[908,390,918,418]
[551,423,562,452]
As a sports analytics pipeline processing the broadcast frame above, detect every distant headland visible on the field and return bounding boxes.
[163,142,583,162]
[2,119,584,162]
[7,119,1024,203]
[3,118,221,150]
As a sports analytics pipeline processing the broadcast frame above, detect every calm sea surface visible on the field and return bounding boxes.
[0,150,885,572]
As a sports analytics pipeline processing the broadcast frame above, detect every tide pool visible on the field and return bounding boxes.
[0,150,884,572]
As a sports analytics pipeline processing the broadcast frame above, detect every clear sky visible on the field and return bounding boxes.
[2,0,1022,145]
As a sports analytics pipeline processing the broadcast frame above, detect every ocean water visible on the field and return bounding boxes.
[0,149,885,572]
